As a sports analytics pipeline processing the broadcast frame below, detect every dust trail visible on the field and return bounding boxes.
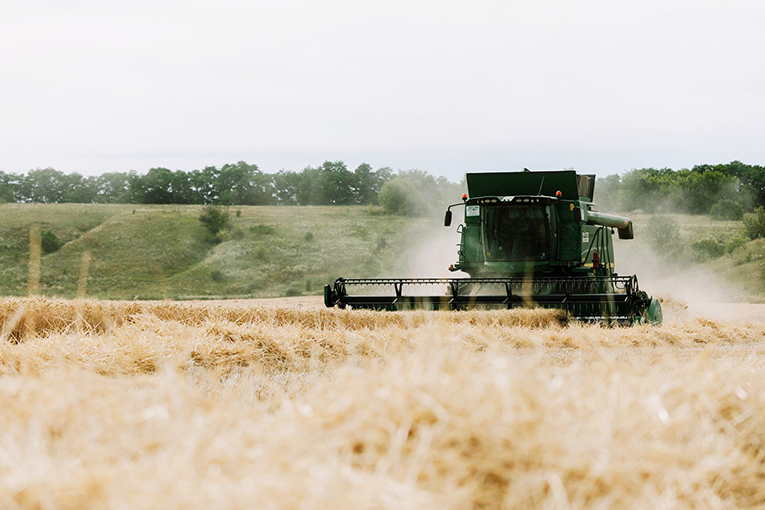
[613,236,757,322]
[398,219,463,278]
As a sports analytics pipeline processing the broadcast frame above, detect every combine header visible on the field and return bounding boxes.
[324,170,662,325]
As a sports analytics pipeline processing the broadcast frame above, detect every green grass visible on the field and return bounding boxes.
[706,238,765,298]
[0,204,431,300]
[0,204,131,295]
[628,212,743,244]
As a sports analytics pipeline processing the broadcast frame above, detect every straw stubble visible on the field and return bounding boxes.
[0,297,763,509]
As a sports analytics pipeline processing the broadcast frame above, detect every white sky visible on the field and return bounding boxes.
[1,0,763,180]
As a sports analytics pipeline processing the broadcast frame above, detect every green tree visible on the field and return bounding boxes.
[296,166,325,205]
[0,171,20,202]
[94,172,134,203]
[709,199,744,220]
[616,168,669,212]
[594,174,621,211]
[379,177,425,216]
[694,161,764,209]
[129,167,174,204]
[379,169,463,216]
[193,166,221,204]
[743,207,765,239]
[20,168,68,203]
[668,169,740,214]
[354,163,392,205]
[218,161,274,205]
[646,215,681,252]
[199,205,231,236]
[169,170,198,204]
[62,173,97,203]
[273,170,301,205]
[319,161,356,205]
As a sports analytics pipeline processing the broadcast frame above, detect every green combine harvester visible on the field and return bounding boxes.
[325,170,662,325]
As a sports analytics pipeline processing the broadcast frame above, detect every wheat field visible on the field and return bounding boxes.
[1,298,764,509]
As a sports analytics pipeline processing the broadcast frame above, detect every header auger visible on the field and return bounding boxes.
[324,170,662,325]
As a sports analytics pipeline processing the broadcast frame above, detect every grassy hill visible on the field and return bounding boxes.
[705,238,765,298]
[0,204,433,300]
[616,212,765,300]
[0,203,762,301]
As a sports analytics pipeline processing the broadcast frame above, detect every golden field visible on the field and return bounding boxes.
[1,298,765,509]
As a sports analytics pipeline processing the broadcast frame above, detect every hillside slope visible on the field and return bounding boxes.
[0,204,131,294]
[0,204,433,300]
[705,238,765,298]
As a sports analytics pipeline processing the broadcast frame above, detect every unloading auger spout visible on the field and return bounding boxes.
[324,170,662,325]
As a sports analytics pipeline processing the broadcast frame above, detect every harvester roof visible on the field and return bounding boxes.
[466,170,595,202]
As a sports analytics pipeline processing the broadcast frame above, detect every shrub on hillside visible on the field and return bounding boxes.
[41,230,62,254]
[709,199,744,221]
[646,215,681,251]
[726,234,748,254]
[691,237,726,262]
[199,205,230,236]
[743,207,765,240]
[214,230,232,244]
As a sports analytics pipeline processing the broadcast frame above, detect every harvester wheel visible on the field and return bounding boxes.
[646,298,663,325]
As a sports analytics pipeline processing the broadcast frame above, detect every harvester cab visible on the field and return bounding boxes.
[445,171,630,278]
[325,170,662,325]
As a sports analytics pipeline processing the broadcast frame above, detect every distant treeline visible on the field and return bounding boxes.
[596,161,765,215]
[0,161,400,206]
[2,160,763,217]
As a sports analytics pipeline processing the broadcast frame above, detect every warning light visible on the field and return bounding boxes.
[555,190,562,198]
[461,193,468,201]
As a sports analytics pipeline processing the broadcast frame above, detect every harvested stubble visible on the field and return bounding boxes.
[1,297,765,509]
[0,298,564,340]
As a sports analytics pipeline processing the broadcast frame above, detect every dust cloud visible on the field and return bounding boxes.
[397,220,464,279]
[613,237,763,322]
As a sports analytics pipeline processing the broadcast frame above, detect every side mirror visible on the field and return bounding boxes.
[572,207,582,223]
[444,210,452,227]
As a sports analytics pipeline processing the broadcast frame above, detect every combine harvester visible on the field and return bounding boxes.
[325,170,662,325]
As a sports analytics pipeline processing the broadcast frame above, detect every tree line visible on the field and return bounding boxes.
[0,161,395,206]
[2,159,763,217]
[595,161,765,216]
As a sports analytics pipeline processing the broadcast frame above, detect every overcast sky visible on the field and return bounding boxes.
[1,0,763,181]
